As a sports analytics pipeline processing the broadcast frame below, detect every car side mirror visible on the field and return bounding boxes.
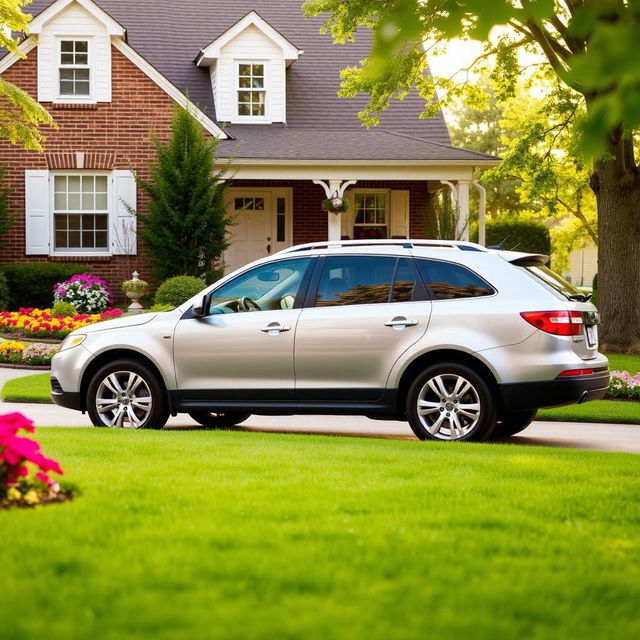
[192,294,209,318]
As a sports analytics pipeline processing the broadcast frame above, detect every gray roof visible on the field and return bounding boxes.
[9,0,497,163]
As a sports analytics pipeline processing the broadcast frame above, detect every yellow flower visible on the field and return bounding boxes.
[23,491,39,505]
[7,487,22,502]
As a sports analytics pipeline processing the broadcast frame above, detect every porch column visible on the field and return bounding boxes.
[457,180,471,241]
[312,179,357,241]
[473,181,487,246]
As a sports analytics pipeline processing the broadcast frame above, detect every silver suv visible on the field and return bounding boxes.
[51,240,609,441]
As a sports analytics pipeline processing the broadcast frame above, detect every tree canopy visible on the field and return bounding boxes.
[0,0,54,150]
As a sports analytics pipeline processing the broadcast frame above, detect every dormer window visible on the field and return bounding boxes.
[237,63,265,118]
[59,39,90,98]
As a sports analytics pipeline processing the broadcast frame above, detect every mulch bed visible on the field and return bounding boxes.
[0,362,50,370]
[0,490,75,510]
[0,333,62,344]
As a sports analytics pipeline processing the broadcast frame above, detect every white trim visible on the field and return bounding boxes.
[197,11,302,67]
[0,35,36,74]
[28,0,125,37]
[112,38,227,139]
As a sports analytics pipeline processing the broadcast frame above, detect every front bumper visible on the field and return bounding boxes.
[499,370,610,414]
[51,377,83,411]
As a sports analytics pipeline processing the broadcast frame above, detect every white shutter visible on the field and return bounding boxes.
[25,170,50,255]
[112,170,137,255]
[390,190,410,239]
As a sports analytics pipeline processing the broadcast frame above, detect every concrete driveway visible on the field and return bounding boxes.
[1,399,639,454]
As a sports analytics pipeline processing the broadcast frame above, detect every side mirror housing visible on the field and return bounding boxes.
[192,294,209,318]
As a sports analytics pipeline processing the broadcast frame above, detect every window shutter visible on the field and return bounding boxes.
[25,170,50,255]
[390,190,410,239]
[112,170,137,255]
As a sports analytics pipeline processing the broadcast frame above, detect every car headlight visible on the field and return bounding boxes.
[59,334,87,351]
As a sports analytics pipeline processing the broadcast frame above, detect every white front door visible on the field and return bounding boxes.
[224,189,292,273]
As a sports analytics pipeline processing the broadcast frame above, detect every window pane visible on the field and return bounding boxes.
[75,53,88,65]
[54,192,67,210]
[75,81,90,96]
[82,193,94,210]
[252,64,264,76]
[238,64,251,76]
[82,230,94,247]
[315,256,395,307]
[95,215,108,232]
[75,41,88,52]
[68,214,81,230]
[276,197,286,215]
[416,259,495,300]
[82,176,94,192]
[95,176,108,192]
[251,102,264,116]
[67,192,81,210]
[60,80,74,95]
[252,77,264,89]
[61,53,74,65]
[392,258,417,303]
[55,230,67,248]
[96,231,108,248]
[209,258,310,314]
[238,104,250,116]
[95,192,108,210]
[68,230,81,247]
[238,91,251,103]
[75,69,90,81]
[254,198,264,210]
[61,41,74,52]
[239,76,251,88]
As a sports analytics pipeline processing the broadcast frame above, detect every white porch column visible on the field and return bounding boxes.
[456,179,471,241]
[473,181,487,246]
[313,179,357,241]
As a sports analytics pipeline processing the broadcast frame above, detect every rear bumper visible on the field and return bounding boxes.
[499,370,610,414]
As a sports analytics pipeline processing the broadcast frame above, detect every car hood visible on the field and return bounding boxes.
[82,313,158,334]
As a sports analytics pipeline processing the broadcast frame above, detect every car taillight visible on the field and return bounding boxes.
[520,310,583,336]
[556,369,594,377]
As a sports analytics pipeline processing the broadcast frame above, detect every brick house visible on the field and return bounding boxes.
[0,0,496,287]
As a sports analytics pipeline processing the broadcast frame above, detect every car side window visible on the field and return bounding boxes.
[208,258,311,314]
[416,259,494,300]
[391,258,420,302]
[314,256,396,306]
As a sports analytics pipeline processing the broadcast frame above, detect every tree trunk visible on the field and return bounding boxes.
[590,132,640,354]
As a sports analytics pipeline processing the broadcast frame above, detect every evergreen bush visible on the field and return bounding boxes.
[154,276,206,308]
[472,216,551,255]
[0,271,9,311]
[0,166,16,250]
[1,263,91,309]
[135,106,231,282]
[51,301,78,317]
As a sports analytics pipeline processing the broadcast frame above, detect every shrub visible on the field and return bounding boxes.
[51,301,78,317]
[154,276,206,308]
[0,271,9,311]
[1,263,90,309]
[53,274,113,314]
[147,303,175,313]
[607,371,640,400]
[204,266,226,286]
[472,217,551,255]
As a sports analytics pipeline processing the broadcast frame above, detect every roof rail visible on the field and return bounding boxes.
[276,239,487,254]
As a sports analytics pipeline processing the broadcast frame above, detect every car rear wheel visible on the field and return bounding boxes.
[492,410,537,438]
[188,411,251,429]
[406,362,497,442]
[86,359,169,430]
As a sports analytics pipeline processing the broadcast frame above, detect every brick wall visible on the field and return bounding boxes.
[0,46,179,291]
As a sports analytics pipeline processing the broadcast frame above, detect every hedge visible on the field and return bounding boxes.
[472,217,551,255]
[1,262,91,309]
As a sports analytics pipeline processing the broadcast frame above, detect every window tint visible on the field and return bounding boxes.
[520,264,581,300]
[416,259,494,299]
[315,256,395,306]
[391,258,418,302]
[209,258,310,314]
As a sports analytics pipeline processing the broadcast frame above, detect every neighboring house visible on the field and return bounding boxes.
[0,0,497,285]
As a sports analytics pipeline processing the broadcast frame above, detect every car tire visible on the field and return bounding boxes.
[406,362,497,442]
[492,410,537,438]
[188,411,251,429]
[86,359,169,430]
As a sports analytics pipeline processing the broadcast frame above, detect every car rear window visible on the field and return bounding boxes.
[519,264,582,300]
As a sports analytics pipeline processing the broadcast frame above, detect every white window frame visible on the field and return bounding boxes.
[50,171,112,257]
[234,60,270,122]
[352,189,390,240]
[56,37,94,103]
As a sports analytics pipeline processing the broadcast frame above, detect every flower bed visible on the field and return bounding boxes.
[0,340,60,366]
[1,412,73,509]
[0,307,123,340]
[607,371,640,401]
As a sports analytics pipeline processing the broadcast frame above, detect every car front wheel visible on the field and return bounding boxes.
[406,362,497,442]
[86,359,169,429]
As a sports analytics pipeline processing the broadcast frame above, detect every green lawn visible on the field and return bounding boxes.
[539,399,640,424]
[607,353,640,374]
[1,372,51,403]
[1,429,639,640]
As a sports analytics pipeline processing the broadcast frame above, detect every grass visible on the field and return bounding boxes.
[539,399,640,424]
[0,372,51,403]
[1,428,639,640]
[607,353,640,374]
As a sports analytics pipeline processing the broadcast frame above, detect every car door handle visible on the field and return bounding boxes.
[261,322,291,335]
[384,317,418,328]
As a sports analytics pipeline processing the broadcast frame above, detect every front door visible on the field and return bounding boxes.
[224,189,292,273]
[294,255,432,402]
[173,257,312,404]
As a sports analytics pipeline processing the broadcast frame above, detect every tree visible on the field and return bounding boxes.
[0,0,54,150]
[304,0,640,353]
[135,105,231,283]
[0,166,17,248]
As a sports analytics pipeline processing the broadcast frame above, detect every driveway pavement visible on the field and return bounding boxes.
[1,398,639,453]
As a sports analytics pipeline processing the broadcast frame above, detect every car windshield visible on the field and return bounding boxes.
[520,264,583,300]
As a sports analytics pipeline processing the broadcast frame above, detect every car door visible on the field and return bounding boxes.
[173,257,312,403]
[294,255,432,403]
